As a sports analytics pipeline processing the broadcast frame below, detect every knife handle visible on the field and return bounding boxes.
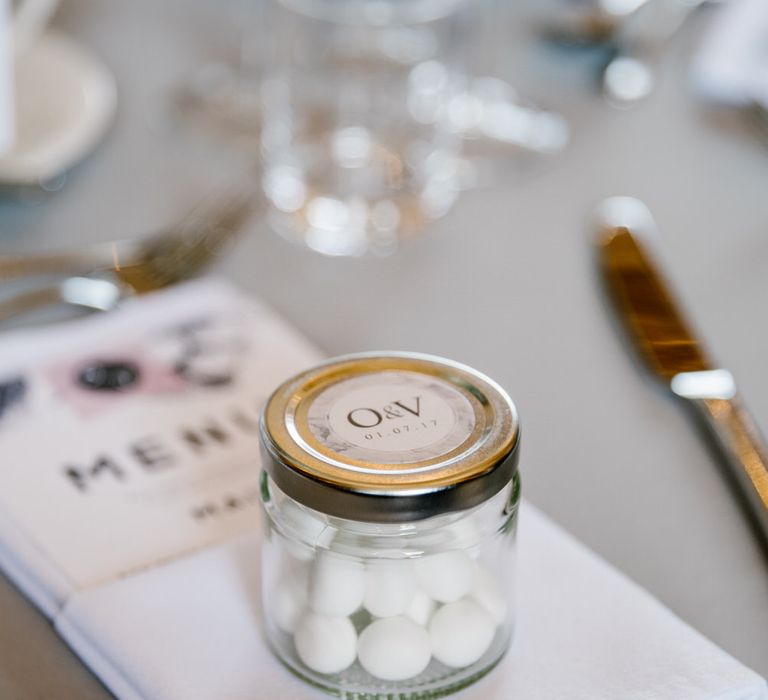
[685,392,768,545]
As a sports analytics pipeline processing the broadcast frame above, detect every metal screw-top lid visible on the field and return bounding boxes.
[260,352,520,522]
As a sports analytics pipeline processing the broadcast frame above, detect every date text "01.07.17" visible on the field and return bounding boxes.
[364,419,439,441]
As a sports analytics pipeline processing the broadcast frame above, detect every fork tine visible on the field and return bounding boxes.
[124,184,257,291]
[0,177,258,294]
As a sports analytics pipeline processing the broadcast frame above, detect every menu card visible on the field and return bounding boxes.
[0,280,320,608]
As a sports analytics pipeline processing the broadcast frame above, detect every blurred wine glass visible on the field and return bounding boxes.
[451,0,570,151]
[177,0,572,255]
[260,0,470,256]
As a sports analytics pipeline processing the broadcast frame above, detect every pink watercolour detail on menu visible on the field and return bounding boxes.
[44,345,187,417]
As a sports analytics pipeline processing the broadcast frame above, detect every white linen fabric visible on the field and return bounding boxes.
[54,501,768,700]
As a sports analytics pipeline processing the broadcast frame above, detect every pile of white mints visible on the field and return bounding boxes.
[267,537,507,682]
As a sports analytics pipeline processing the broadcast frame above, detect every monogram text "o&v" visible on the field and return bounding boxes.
[347,397,421,428]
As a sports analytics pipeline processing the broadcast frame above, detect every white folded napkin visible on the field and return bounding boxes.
[691,0,768,109]
[54,502,767,700]
[0,279,765,700]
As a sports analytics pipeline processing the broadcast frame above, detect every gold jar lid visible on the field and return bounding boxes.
[260,352,520,522]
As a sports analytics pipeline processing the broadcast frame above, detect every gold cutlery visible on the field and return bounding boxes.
[0,185,255,324]
[596,196,768,543]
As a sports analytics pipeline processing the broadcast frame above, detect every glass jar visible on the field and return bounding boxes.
[259,0,469,256]
[258,352,521,698]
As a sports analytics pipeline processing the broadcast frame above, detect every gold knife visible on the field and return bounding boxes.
[595,196,768,542]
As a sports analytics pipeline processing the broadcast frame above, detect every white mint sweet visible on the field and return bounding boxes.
[363,560,417,618]
[294,613,357,674]
[414,551,477,603]
[274,537,311,584]
[357,617,432,681]
[429,599,495,668]
[308,552,365,616]
[470,566,507,624]
[269,539,311,633]
[405,589,436,627]
[273,579,307,633]
[281,500,332,560]
[445,514,481,553]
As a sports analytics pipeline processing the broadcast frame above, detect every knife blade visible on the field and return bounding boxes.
[595,196,768,544]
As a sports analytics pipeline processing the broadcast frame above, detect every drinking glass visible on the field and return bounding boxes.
[260,0,469,256]
[445,0,569,184]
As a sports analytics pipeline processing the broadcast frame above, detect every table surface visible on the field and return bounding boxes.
[1,1,767,697]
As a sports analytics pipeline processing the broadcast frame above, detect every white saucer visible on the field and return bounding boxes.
[0,30,117,186]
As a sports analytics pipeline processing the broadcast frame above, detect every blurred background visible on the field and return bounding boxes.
[0,0,767,695]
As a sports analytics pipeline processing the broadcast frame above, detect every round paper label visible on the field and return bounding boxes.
[306,371,476,465]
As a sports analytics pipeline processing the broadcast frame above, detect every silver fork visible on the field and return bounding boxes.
[0,277,126,325]
[0,183,257,324]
